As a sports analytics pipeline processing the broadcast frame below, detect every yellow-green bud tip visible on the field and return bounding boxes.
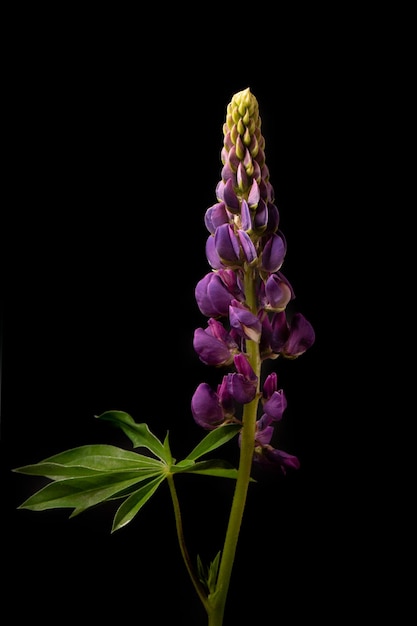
[231,87,259,118]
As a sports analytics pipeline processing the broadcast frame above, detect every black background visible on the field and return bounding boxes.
[1,11,386,625]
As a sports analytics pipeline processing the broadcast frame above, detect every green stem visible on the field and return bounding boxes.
[207,266,261,626]
[167,473,209,613]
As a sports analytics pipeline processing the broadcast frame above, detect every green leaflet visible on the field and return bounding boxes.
[197,551,222,595]
[172,459,244,480]
[17,470,164,516]
[184,423,242,461]
[96,411,171,462]
[112,475,166,532]
[13,444,163,480]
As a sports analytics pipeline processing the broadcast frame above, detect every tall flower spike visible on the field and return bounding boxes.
[194,87,315,474]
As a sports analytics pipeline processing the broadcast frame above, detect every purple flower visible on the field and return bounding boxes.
[282,313,316,358]
[253,198,268,234]
[224,354,257,404]
[229,300,262,342]
[225,372,257,404]
[195,272,236,318]
[261,372,287,423]
[214,224,241,266]
[260,232,286,273]
[191,383,225,430]
[269,311,315,358]
[193,319,238,367]
[261,273,294,312]
[205,236,225,270]
[270,310,291,353]
[240,199,252,231]
[238,412,300,474]
[237,230,257,265]
[253,414,274,445]
[220,178,240,213]
[263,389,287,423]
[204,202,229,234]
[253,445,300,474]
[234,353,257,383]
[247,179,260,209]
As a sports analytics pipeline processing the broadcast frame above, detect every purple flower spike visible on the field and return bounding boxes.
[191,383,225,430]
[283,313,316,358]
[214,224,241,266]
[192,88,314,474]
[229,300,262,342]
[260,232,286,273]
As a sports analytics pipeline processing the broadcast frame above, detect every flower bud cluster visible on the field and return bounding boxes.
[191,88,315,474]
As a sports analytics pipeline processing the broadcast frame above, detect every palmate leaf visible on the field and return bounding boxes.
[13,444,163,480]
[13,417,245,532]
[17,470,164,517]
[96,411,170,463]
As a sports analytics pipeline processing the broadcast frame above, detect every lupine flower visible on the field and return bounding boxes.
[229,299,262,343]
[191,382,225,429]
[193,318,239,367]
[282,312,316,358]
[270,311,316,358]
[191,354,257,429]
[260,232,287,273]
[195,269,245,318]
[204,202,229,234]
[260,272,294,312]
[230,353,258,402]
[205,235,224,269]
[254,410,300,474]
[261,372,287,423]
[215,223,242,266]
[195,272,236,318]
[253,445,301,474]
